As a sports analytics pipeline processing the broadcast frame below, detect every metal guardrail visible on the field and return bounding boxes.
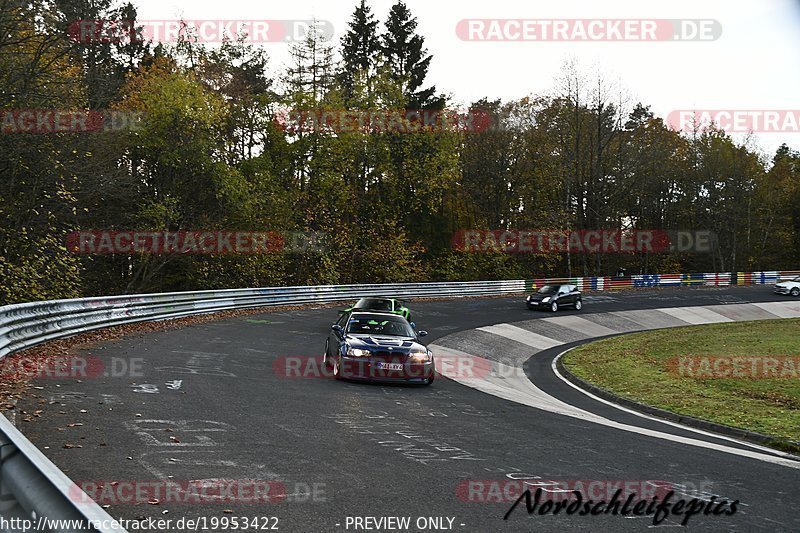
[0,279,524,532]
[0,272,796,531]
[0,415,123,533]
[0,280,524,359]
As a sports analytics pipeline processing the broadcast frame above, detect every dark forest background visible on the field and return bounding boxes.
[2,0,799,304]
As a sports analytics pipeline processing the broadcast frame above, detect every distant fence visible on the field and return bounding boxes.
[524,270,800,292]
[736,271,800,285]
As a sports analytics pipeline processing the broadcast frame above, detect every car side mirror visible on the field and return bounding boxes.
[418,330,428,337]
[410,322,416,329]
[331,325,343,334]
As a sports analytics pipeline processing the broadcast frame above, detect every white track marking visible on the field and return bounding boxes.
[541,315,617,337]
[702,303,783,321]
[432,301,800,470]
[433,344,800,469]
[657,306,733,324]
[752,301,800,318]
[434,345,594,419]
[609,309,686,330]
[476,324,562,350]
[551,348,800,461]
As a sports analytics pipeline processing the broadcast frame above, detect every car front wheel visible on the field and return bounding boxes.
[791,288,800,297]
[575,299,582,310]
[550,301,559,312]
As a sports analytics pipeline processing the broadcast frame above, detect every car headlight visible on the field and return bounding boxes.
[409,350,432,362]
[346,347,371,357]
[526,295,531,301]
[542,297,551,303]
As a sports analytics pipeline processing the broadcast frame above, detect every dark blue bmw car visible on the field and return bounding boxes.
[323,311,435,385]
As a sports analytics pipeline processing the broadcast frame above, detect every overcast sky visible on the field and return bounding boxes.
[129,0,800,157]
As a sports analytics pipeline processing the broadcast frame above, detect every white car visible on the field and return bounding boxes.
[774,276,800,297]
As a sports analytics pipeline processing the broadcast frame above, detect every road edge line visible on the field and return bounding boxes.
[550,346,800,460]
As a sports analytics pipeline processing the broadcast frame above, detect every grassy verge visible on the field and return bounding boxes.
[563,319,800,448]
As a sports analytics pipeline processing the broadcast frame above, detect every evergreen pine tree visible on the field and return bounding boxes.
[339,0,380,102]
[380,1,442,109]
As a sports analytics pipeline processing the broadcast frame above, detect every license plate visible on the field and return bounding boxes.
[377,363,404,371]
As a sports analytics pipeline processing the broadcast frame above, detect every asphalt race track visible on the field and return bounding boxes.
[16,286,800,532]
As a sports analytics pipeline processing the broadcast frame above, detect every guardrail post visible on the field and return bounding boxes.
[0,432,33,532]
[0,432,19,514]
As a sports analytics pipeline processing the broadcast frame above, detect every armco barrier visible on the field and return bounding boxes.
[0,280,525,532]
[0,415,121,532]
[0,272,795,530]
[0,281,524,360]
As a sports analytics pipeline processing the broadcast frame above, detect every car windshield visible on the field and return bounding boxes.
[537,285,559,294]
[353,298,393,311]
[794,277,800,283]
[347,315,415,337]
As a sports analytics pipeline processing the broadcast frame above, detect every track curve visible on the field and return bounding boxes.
[15,286,800,532]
